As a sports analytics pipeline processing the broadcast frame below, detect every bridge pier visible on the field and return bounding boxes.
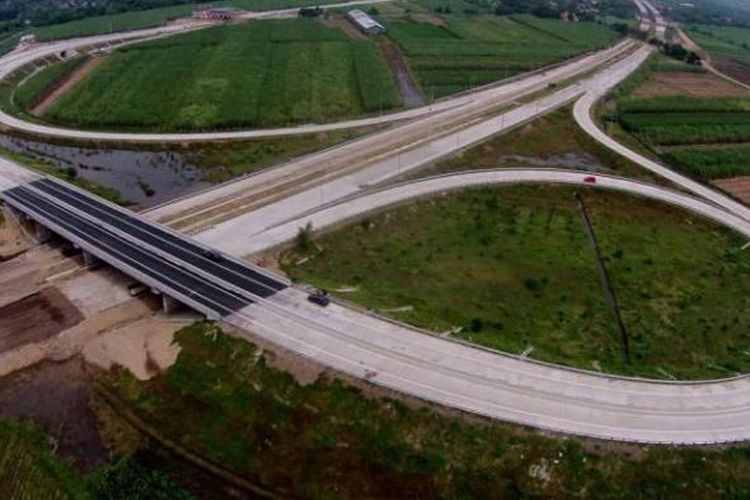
[162,294,182,315]
[34,222,53,244]
[82,250,101,269]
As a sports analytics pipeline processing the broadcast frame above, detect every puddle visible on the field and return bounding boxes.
[0,135,211,208]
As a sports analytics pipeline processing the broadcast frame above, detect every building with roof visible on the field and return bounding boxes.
[193,6,244,22]
[346,9,386,35]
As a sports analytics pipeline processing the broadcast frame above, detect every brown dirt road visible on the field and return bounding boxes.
[31,55,104,116]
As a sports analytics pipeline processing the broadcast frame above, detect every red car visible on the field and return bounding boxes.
[583,176,597,184]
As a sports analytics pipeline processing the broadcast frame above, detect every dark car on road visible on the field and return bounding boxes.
[308,290,330,307]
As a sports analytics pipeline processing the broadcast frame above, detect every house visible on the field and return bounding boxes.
[346,9,386,35]
[193,6,243,22]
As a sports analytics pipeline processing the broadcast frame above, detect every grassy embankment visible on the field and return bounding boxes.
[27,19,400,131]
[420,106,657,182]
[686,24,750,74]
[282,184,750,380]
[385,14,620,98]
[90,321,750,497]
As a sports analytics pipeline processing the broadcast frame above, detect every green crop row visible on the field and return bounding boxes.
[36,19,400,131]
[620,96,750,113]
[663,147,750,180]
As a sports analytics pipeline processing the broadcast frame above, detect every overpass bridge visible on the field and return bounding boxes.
[0,176,289,317]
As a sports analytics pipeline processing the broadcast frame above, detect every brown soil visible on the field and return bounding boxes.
[31,55,105,116]
[0,358,108,470]
[713,176,750,204]
[633,71,750,98]
[0,206,31,260]
[0,287,84,354]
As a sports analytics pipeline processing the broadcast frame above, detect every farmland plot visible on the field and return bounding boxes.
[387,15,620,97]
[37,19,401,131]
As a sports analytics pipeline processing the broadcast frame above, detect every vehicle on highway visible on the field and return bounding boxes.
[583,175,597,184]
[308,289,330,307]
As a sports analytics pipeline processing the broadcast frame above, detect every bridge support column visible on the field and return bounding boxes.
[162,295,182,315]
[34,222,53,244]
[82,250,101,269]
[4,203,24,222]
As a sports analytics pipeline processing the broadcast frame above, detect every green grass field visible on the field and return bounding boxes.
[386,14,620,97]
[283,185,750,380]
[95,321,750,497]
[36,19,401,131]
[13,56,87,111]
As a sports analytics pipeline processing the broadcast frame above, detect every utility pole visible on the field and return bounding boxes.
[574,192,631,366]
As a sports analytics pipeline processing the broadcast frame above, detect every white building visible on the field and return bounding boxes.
[346,9,386,35]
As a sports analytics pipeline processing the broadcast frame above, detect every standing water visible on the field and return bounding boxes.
[0,134,211,208]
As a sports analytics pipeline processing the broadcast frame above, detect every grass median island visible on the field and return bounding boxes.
[32,18,401,132]
[92,321,750,497]
[282,185,750,380]
[385,14,620,98]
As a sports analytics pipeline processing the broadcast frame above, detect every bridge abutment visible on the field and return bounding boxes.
[162,294,182,315]
[82,250,101,268]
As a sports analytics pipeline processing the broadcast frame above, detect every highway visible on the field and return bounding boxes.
[6,164,750,444]
[0,175,288,317]
[0,15,632,143]
[169,45,652,253]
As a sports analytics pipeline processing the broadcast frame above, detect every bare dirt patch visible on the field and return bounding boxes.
[0,287,84,354]
[0,358,108,470]
[31,55,105,116]
[0,206,31,260]
[633,71,750,98]
[83,315,188,381]
[713,176,750,204]
[380,40,425,107]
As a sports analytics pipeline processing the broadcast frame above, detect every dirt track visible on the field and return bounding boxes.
[31,56,104,116]
[0,287,84,353]
[633,71,750,98]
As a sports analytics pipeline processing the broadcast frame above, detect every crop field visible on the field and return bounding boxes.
[96,321,750,497]
[0,420,86,499]
[283,185,750,380]
[37,19,401,131]
[618,96,750,145]
[26,0,342,42]
[663,146,750,180]
[386,15,620,97]
[687,24,750,69]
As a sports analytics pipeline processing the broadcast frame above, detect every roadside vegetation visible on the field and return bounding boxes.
[686,24,750,83]
[283,185,750,380]
[385,14,620,97]
[601,51,750,191]
[88,321,750,497]
[33,19,400,131]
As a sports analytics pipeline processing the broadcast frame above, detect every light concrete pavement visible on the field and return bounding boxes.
[573,55,750,224]
[241,169,750,254]
[185,45,652,255]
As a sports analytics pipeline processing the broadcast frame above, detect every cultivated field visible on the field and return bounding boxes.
[687,24,750,84]
[612,53,750,185]
[283,185,750,380]
[386,14,620,97]
[35,19,401,131]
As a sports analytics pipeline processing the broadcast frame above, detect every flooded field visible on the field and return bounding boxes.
[0,135,210,207]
